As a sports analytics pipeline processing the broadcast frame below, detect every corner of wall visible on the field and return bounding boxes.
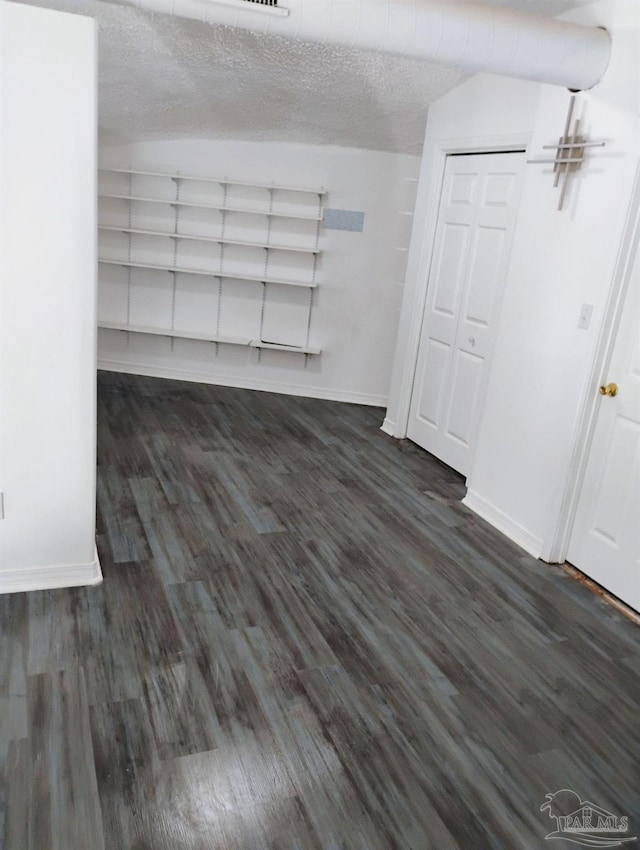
[463,491,544,559]
[0,546,103,595]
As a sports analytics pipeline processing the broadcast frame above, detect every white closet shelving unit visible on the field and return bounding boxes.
[98,167,326,357]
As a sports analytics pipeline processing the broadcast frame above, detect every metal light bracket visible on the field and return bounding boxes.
[527,95,606,211]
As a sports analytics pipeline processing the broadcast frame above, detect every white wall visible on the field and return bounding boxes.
[98,140,419,406]
[0,1,100,592]
[387,0,640,561]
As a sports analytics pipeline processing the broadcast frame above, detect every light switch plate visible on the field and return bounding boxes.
[578,303,594,330]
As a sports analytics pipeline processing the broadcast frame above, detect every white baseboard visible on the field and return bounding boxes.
[98,359,388,408]
[380,417,396,436]
[0,546,103,595]
[463,490,543,559]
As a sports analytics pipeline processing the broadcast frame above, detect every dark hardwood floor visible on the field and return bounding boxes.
[1,370,638,849]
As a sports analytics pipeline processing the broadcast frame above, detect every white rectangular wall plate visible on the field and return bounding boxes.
[578,303,594,330]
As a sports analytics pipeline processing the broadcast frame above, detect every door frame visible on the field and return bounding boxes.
[387,132,531,443]
[545,160,640,563]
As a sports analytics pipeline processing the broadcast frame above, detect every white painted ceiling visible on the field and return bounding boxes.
[20,0,589,154]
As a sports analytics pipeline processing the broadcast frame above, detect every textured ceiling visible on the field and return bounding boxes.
[19,0,590,154]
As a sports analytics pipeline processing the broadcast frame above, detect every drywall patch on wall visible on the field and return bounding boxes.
[322,209,365,233]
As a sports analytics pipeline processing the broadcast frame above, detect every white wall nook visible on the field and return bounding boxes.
[98,167,325,361]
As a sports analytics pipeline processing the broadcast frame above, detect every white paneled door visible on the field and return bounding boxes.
[407,151,525,476]
[568,235,640,612]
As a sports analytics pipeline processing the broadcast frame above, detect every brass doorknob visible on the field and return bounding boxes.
[599,382,618,397]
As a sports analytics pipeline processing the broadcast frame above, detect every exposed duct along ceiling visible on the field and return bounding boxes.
[18,0,600,154]
[119,0,611,90]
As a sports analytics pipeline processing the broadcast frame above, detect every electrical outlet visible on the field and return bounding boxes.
[578,303,594,330]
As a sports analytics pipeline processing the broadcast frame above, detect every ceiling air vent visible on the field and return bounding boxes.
[210,0,289,16]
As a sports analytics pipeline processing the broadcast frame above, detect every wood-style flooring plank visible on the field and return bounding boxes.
[26,669,104,850]
[0,370,638,849]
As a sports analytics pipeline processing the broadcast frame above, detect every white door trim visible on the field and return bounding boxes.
[388,132,532,442]
[545,160,640,564]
